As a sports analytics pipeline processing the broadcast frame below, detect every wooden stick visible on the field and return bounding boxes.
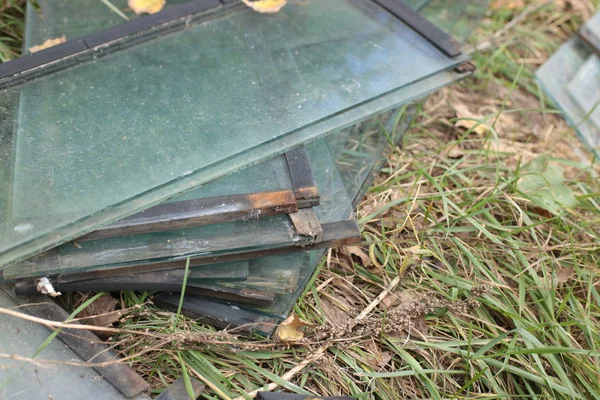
[355,274,402,321]
[233,344,329,400]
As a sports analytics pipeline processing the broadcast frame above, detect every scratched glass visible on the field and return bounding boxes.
[0,0,469,268]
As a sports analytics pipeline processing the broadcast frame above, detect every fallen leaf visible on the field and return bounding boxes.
[28,35,66,53]
[320,297,350,326]
[441,143,464,159]
[341,246,372,267]
[364,340,392,368]
[275,314,309,342]
[128,0,165,15]
[242,0,287,13]
[454,103,489,136]
[491,0,524,9]
[380,291,411,311]
[555,267,574,284]
[79,294,122,332]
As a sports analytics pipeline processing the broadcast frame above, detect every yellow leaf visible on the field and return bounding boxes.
[242,0,287,13]
[454,103,490,136]
[490,0,524,9]
[28,35,67,53]
[275,314,309,342]
[128,0,166,15]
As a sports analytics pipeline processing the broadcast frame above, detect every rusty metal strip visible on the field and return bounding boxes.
[289,208,323,242]
[285,146,320,208]
[77,189,298,242]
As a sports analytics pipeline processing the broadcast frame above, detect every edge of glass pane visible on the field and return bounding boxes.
[535,38,600,157]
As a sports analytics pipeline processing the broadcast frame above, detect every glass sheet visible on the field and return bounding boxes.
[405,0,490,43]
[0,137,353,280]
[568,56,600,129]
[584,11,600,42]
[218,254,302,295]
[0,287,145,400]
[157,105,416,333]
[328,103,416,204]
[188,260,249,282]
[536,39,600,156]
[0,0,469,268]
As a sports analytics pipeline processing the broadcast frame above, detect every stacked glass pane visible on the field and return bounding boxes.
[0,0,488,334]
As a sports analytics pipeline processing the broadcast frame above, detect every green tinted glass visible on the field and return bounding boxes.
[1,137,354,280]
[153,105,416,334]
[0,0,468,268]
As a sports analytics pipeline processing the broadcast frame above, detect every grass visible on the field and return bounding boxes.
[0,0,25,62]
[2,0,600,399]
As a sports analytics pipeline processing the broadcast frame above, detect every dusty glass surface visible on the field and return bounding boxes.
[24,0,194,50]
[0,0,468,268]
[25,0,129,50]
[536,39,600,156]
[1,138,353,280]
